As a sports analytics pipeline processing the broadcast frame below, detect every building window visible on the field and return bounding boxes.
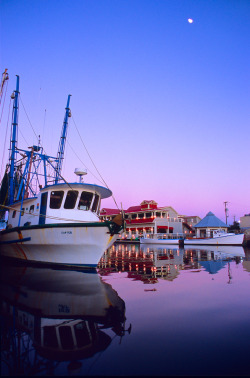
[156,212,161,217]
[64,190,78,209]
[146,212,151,218]
[132,214,137,219]
[50,191,64,209]
[78,191,93,210]
[138,213,144,219]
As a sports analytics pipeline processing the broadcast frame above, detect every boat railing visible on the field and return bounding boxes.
[144,233,184,240]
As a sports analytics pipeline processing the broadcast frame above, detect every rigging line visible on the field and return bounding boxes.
[19,95,39,144]
[19,96,74,192]
[0,97,12,181]
[46,158,75,191]
[71,114,109,188]
[18,127,29,146]
[0,79,9,124]
[17,96,73,192]
[71,114,120,210]
[66,139,104,185]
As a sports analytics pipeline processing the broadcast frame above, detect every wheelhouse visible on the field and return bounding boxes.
[6,183,112,228]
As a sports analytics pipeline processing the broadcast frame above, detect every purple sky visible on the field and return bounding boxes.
[1,0,249,224]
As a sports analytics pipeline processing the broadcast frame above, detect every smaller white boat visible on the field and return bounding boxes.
[184,244,245,257]
[140,233,184,245]
[184,229,244,246]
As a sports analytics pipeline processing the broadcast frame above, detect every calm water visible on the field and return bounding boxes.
[1,243,250,376]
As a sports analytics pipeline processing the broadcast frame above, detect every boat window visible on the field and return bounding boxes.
[59,326,74,350]
[74,322,91,347]
[50,191,64,209]
[78,191,93,210]
[92,193,100,212]
[12,210,16,218]
[43,326,58,348]
[29,205,34,213]
[21,208,24,216]
[64,190,78,209]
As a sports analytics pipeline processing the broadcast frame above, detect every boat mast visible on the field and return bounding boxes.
[9,75,19,205]
[54,95,71,184]
[0,69,9,106]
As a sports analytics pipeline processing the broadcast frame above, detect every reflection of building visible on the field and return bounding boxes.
[194,211,228,238]
[98,243,244,283]
[0,265,128,375]
[98,244,195,282]
[100,200,183,238]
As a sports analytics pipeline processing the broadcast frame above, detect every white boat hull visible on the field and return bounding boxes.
[140,238,181,245]
[0,223,118,267]
[184,233,244,246]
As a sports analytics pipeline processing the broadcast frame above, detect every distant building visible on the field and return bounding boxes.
[100,200,183,238]
[194,211,228,238]
[179,215,202,237]
[181,215,201,227]
[240,213,250,231]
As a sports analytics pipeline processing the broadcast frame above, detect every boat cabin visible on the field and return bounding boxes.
[194,211,228,238]
[7,183,112,228]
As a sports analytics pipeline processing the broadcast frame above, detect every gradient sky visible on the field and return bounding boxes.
[0,0,249,224]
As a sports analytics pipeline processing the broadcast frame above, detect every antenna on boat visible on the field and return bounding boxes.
[223,201,229,225]
[74,168,87,183]
[54,95,71,184]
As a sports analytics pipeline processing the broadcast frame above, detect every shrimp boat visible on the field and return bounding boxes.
[0,76,124,268]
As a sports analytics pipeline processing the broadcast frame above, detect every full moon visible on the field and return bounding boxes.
[188,18,194,23]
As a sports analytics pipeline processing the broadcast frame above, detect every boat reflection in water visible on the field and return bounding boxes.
[98,243,246,282]
[0,263,130,375]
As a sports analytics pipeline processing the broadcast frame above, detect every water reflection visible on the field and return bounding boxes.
[0,264,129,376]
[98,243,247,283]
